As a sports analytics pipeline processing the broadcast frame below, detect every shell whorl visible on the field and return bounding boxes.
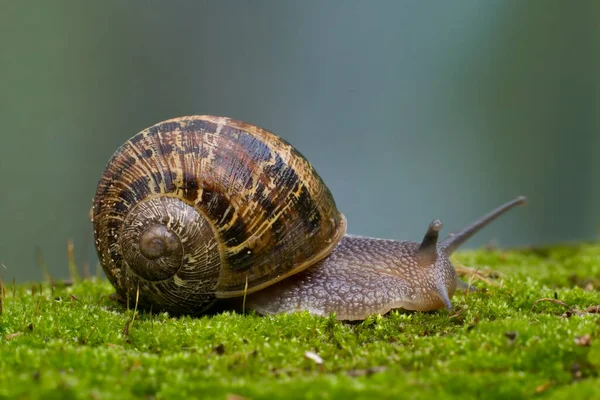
[92,115,346,314]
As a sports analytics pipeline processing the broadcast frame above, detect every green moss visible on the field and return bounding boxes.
[1,243,599,399]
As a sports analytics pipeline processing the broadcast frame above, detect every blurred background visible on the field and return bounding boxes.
[1,1,598,282]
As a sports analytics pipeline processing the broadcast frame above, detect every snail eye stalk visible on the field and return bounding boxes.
[418,219,443,267]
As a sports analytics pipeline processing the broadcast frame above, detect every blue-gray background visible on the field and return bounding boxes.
[1,1,599,282]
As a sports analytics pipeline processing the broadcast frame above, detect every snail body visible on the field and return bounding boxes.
[92,115,525,320]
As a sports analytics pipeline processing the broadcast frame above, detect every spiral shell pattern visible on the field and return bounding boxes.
[92,115,346,313]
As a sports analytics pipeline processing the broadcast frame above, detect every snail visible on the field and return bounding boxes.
[91,115,526,320]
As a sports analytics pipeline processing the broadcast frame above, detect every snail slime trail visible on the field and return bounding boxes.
[92,115,526,320]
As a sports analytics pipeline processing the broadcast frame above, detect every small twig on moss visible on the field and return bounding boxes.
[465,266,480,302]
[467,267,479,288]
[226,394,249,400]
[575,334,591,347]
[34,297,42,316]
[95,263,104,279]
[449,308,465,320]
[5,332,23,341]
[35,248,53,284]
[530,298,600,318]
[530,298,573,313]
[122,320,130,337]
[586,305,600,314]
[535,382,552,394]
[347,366,387,377]
[67,240,81,283]
[130,284,140,329]
[242,275,249,315]
[85,326,97,343]
[124,284,141,337]
[82,261,91,280]
[1,263,6,316]
[455,265,500,287]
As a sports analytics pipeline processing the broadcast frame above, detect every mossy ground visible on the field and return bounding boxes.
[1,244,599,400]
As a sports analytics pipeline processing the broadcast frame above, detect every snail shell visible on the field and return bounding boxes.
[92,115,346,314]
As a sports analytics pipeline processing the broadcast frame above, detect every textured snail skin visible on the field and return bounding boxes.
[92,114,526,319]
[246,235,457,321]
[247,197,527,320]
